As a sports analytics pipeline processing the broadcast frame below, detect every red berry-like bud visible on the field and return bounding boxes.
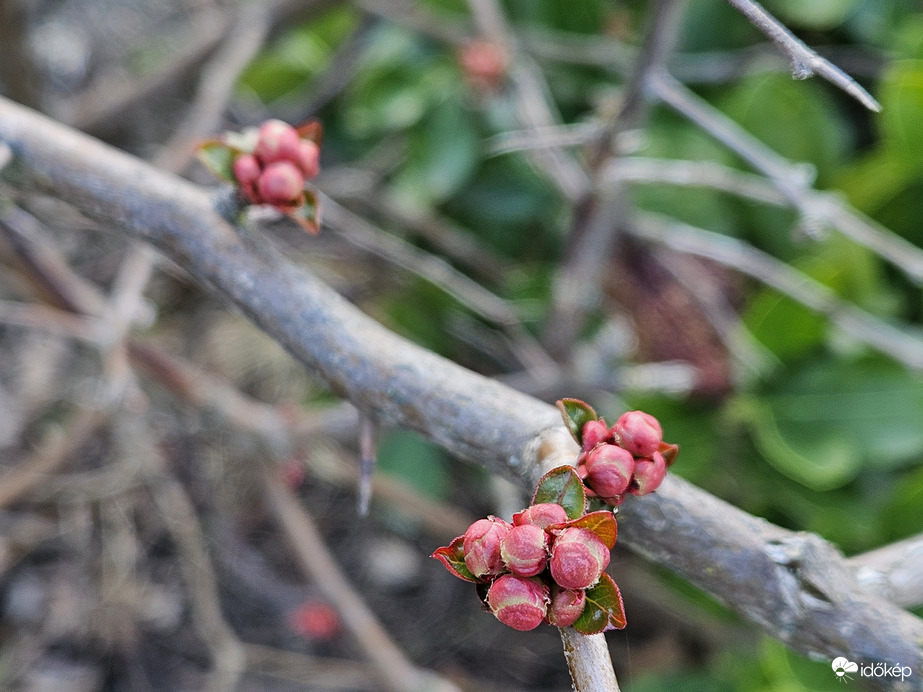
[630,452,667,496]
[254,119,301,166]
[613,411,663,458]
[258,161,305,208]
[487,575,548,631]
[296,139,321,179]
[458,39,509,92]
[584,444,635,499]
[513,502,568,530]
[545,585,586,628]
[287,600,341,640]
[463,517,511,579]
[501,524,548,577]
[233,153,261,185]
[581,419,610,452]
[550,527,610,590]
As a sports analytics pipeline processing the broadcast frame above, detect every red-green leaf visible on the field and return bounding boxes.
[297,120,323,145]
[286,189,322,234]
[555,510,617,549]
[572,573,626,634]
[531,465,586,520]
[556,398,598,447]
[196,139,237,182]
[431,536,479,583]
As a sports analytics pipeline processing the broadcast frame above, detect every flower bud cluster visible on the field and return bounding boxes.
[445,502,610,632]
[577,411,677,505]
[232,119,320,211]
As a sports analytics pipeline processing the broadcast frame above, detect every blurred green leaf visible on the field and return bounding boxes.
[766,0,861,29]
[879,60,923,165]
[377,428,449,499]
[739,357,923,489]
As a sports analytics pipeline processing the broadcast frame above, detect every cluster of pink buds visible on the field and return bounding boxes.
[232,120,319,210]
[434,498,617,633]
[576,409,678,506]
[197,119,323,233]
[432,399,677,635]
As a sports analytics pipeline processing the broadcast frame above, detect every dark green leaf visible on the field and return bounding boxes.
[531,465,586,520]
[196,140,237,183]
[556,398,598,447]
[572,573,626,634]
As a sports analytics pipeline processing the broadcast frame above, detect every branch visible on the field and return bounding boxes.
[724,0,881,111]
[1,97,922,679]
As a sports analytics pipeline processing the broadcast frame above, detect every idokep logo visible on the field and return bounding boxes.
[832,657,858,683]
[832,656,913,685]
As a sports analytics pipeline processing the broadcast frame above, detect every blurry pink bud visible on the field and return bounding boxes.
[258,161,305,208]
[513,502,568,530]
[233,153,261,185]
[630,452,667,496]
[501,524,548,577]
[581,419,610,452]
[288,600,340,640]
[545,585,586,628]
[254,119,301,166]
[463,516,511,579]
[297,139,321,179]
[550,528,610,590]
[613,411,663,458]
[584,444,635,499]
[487,575,548,631]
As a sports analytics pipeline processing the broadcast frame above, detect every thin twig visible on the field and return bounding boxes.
[630,212,923,370]
[724,0,881,111]
[646,71,923,283]
[263,472,461,692]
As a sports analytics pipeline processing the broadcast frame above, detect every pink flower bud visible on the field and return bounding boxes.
[233,153,261,185]
[258,161,305,208]
[254,119,302,166]
[462,517,511,579]
[613,411,663,458]
[296,139,321,179]
[550,527,610,590]
[500,524,548,577]
[513,502,568,530]
[487,575,548,631]
[630,452,667,496]
[545,585,586,628]
[584,444,635,500]
[581,419,610,452]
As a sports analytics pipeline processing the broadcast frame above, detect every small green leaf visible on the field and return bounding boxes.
[196,140,238,182]
[531,466,586,520]
[556,398,598,447]
[430,536,479,583]
[572,573,626,634]
[555,511,618,550]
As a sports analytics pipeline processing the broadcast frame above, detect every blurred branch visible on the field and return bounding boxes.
[724,0,881,111]
[647,71,923,284]
[630,212,923,370]
[263,472,461,692]
[850,534,923,610]
[2,96,922,679]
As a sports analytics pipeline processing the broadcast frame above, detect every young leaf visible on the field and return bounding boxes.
[531,465,586,520]
[431,536,479,583]
[572,573,626,634]
[555,510,617,550]
[556,398,598,447]
[196,140,237,183]
[296,120,323,145]
[287,189,322,234]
